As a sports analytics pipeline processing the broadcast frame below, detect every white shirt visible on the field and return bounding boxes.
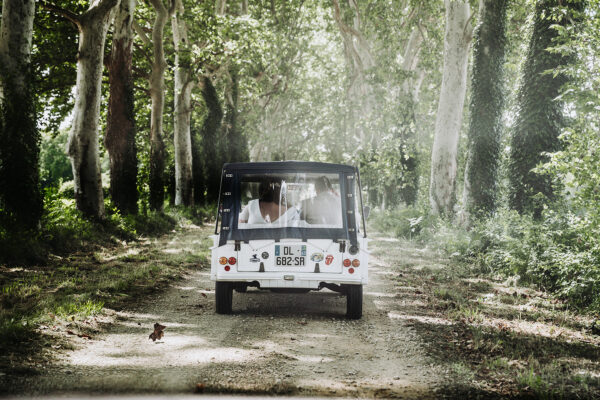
[300,191,343,227]
[239,199,300,226]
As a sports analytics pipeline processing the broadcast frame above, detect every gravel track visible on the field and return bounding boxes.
[2,229,444,398]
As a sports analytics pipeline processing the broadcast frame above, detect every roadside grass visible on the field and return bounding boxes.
[371,231,600,399]
[0,218,213,373]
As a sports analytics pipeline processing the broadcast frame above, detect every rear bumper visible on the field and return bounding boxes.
[211,271,366,289]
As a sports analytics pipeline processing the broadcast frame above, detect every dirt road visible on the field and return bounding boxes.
[4,228,446,397]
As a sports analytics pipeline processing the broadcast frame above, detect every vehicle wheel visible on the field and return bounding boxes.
[346,284,363,319]
[234,282,247,293]
[215,281,233,314]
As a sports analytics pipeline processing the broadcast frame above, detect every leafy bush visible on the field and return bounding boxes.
[371,206,437,240]
[42,186,94,253]
[471,208,600,309]
[372,204,600,310]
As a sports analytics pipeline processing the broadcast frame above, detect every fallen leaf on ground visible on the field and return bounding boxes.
[66,330,92,339]
[201,293,207,298]
[149,322,166,341]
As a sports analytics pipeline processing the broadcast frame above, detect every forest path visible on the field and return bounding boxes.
[4,225,447,398]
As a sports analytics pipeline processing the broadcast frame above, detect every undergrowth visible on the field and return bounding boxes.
[371,205,600,312]
[0,185,216,264]
[0,186,215,362]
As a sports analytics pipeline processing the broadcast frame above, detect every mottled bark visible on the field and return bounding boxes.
[106,0,138,215]
[148,0,175,211]
[508,0,583,216]
[0,0,34,96]
[429,0,472,216]
[44,0,118,220]
[200,76,223,204]
[172,0,194,207]
[0,0,42,229]
[220,69,247,165]
[461,0,508,224]
[397,25,425,206]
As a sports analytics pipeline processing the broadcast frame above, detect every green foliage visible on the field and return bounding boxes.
[371,206,436,240]
[460,0,600,311]
[469,208,600,310]
[41,186,94,253]
[32,2,82,134]
[0,187,178,264]
[39,129,72,187]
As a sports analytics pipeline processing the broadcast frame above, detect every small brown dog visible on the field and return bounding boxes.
[149,322,166,341]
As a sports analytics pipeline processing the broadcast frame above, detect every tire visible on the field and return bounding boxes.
[346,284,363,319]
[215,281,233,314]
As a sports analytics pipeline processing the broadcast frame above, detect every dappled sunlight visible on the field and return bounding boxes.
[162,247,185,254]
[388,312,452,326]
[365,291,396,298]
[396,285,420,292]
[251,338,336,363]
[172,285,198,291]
[114,311,163,321]
[372,269,397,276]
[70,333,255,367]
[473,315,600,345]
[101,248,142,262]
[396,299,429,308]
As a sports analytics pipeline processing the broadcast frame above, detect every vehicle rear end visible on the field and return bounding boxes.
[210,161,368,318]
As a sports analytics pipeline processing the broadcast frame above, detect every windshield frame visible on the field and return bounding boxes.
[216,162,361,246]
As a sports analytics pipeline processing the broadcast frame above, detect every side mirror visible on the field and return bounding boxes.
[363,205,370,220]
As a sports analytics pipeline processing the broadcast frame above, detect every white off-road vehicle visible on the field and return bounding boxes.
[210,161,369,319]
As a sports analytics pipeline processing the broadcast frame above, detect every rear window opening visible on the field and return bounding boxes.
[238,172,343,230]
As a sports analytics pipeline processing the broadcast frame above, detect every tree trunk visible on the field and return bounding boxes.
[172,0,194,207]
[191,123,204,205]
[507,0,583,216]
[59,0,118,220]
[397,25,425,206]
[106,0,138,215]
[461,0,508,223]
[148,0,174,211]
[220,69,248,164]
[429,0,472,217]
[200,76,223,204]
[215,0,227,15]
[331,0,375,145]
[0,0,42,229]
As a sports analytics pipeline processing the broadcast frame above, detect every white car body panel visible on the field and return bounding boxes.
[210,235,368,289]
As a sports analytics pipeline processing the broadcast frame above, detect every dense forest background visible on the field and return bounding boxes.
[1,0,599,311]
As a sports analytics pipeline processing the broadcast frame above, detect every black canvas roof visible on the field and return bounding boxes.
[223,161,356,174]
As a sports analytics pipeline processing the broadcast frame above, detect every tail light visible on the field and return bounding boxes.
[343,259,351,267]
[219,257,228,265]
[228,257,237,265]
[348,268,355,274]
[224,265,231,271]
[352,259,360,267]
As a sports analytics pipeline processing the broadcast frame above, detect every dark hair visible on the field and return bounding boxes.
[258,179,281,203]
[315,176,332,193]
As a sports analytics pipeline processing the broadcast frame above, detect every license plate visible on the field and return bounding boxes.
[275,245,306,266]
